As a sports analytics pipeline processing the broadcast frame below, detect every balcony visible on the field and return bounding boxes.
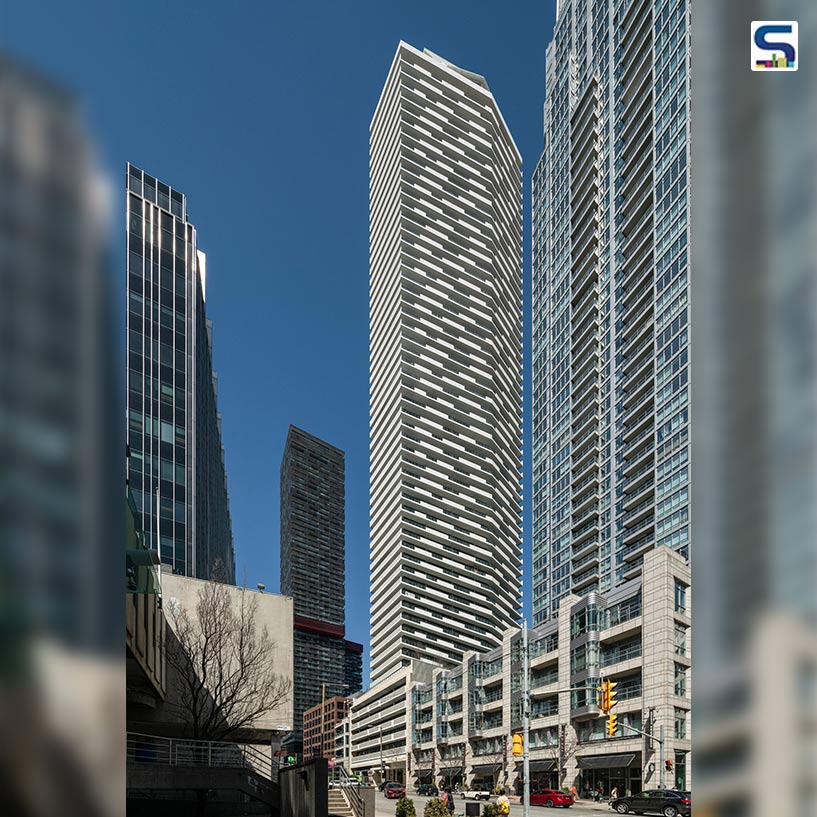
[622,479,653,510]
[572,255,599,300]
[622,442,653,477]
[572,469,600,495]
[572,457,600,486]
[572,535,600,562]
[621,369,652,409]
[622,405,653,442]
[571,550,600,572]
[621,349,652,392]
[621,515,653,546]
[572,402,598,437]
[620,532,653,562]
[572,487,598,517]
[621,497,653,528]
[572,566,599,591]
[600,641,642,667]
[572,517,600,547]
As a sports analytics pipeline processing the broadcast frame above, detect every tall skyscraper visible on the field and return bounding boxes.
[369,42,523,683]
[280,425,362,748]
[531,0,690,624]
[126,164,235,582]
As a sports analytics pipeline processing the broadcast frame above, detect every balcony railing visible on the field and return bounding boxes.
[601,641,642,666]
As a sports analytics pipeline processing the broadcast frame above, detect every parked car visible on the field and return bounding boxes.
[610,789,691,816]
[416,784,439,796]
[530,789,574,808]
[463,788,492,801]
[383,782,406,799]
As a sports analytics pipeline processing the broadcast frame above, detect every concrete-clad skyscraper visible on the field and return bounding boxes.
[531,0,690,623]
[126,164,235,582]
[369,42,523,683]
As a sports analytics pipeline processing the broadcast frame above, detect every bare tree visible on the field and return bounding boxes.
[166,580,291,742]
[543,728,579,790]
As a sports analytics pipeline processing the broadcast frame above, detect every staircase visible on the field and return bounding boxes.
[328,788,355,817]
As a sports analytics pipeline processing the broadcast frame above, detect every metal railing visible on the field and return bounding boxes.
[126,731,274,781]
[330,763,366,817]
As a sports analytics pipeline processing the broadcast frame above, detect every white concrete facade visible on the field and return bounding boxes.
[347,548,691,794]
[369,41,524,684]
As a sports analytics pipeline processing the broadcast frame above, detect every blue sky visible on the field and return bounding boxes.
[3,0,556,677]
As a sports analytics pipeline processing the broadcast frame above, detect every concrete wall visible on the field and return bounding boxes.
[130,573,293,736]
[280,758,328,817]
[163,573,294,732]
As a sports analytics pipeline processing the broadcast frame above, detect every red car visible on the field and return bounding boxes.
[384,782,406,799]
[530,789,574,808]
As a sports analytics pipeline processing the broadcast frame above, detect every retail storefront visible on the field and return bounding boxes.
[514,760,557,795]
[470,762,502,791]
[371,761,406,786]
[438,765,464,790]
[415,768,433,786]
[576,753,641,798]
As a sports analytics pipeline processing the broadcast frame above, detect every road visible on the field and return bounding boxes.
[374,793,613,817]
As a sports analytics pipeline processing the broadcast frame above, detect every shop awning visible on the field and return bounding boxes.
[577,753,637,770]
[515,760,556,772]
[415,769,433,776]
[439,766,463,776]
[471,763,502,775]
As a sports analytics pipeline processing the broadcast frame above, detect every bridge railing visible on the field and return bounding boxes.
[126,731,275,781]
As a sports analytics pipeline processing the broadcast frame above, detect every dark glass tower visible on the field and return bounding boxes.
[125,163,234,582]
[280,425,359,748]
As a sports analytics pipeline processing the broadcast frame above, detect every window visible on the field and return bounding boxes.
[674,580,687,613]
[674,708,687,739]
[674,663,687,696]
[674,624,687,656]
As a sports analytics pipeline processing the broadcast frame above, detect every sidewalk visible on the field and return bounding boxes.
[506,796,612,811]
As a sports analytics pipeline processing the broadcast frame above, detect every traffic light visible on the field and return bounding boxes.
[606,713,618,737]
[599,679,618,714]
[665,760,673,772]
[512,733,524,756]
[286,755,296,764]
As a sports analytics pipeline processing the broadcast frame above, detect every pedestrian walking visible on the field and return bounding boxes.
[610,786,618,801]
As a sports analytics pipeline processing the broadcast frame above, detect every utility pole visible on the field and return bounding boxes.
[659,725,665,789]
[522,619,530,817]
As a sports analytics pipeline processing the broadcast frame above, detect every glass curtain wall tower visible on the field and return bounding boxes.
[369,42,523,683]
[531,0,690,623]
[126,163,235,582]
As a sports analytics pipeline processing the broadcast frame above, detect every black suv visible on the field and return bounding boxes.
[416,784,439,796]
[611,789,692,816]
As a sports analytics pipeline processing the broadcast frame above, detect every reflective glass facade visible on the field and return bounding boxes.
[532,0,690,623]
[125,163,234,582]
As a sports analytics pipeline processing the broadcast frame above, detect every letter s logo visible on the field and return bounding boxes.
[752,21,798,70]
[755,24,796,62]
